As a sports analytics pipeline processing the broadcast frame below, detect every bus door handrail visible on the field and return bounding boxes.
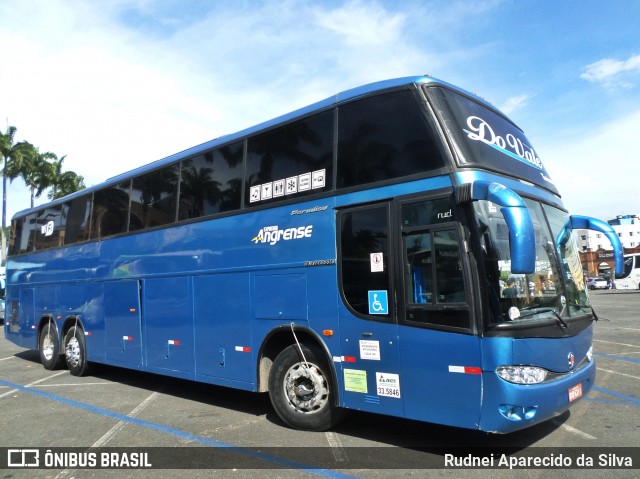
[455,180,535,274]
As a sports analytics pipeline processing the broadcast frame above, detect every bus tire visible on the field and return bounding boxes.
[268,344,343,431]
[39,322,62,370]
[64,326,90,377]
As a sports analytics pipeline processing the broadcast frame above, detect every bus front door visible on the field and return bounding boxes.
[337,202,403,418]
[397,197,482,429]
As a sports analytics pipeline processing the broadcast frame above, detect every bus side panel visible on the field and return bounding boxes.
[57,282,107,362]
[399,328,482,429]
[104,280,143,367]
[144,277,194,376]
[254,271,307,321]
[194,273,253,386]
[6,288,37,349]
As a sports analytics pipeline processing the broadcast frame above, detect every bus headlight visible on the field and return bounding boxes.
[587,346,593,362]
[496,366,548,384]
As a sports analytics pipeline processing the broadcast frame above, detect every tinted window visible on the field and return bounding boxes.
[339,204,391,318]
[434,230,466,303]
[179,142,243,220]
[64,194,92,245]
[12,214,37,254]
[337,90,445,188]
[130,165,179,231]
[34,205,64,250]
[92,182,130,238]
[402,196,455,227]
[428,87,558,195]
[246,111,333,205]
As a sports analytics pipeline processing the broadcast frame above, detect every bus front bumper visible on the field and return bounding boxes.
[478,358,595,434]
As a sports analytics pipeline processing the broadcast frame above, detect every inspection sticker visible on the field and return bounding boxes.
[376,372,401,398]
[344,369,368,394]
[359,340,380,361]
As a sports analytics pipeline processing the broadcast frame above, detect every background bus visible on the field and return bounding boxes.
[4,75,623,433]
[615,253,640,289]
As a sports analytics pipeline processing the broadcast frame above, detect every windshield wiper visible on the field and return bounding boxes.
[516,308,570,328]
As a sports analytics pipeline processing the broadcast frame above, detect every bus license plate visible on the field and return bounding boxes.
[568,383,582,402]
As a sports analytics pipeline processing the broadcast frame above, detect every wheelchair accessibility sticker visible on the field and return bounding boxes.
[368,290,389,315]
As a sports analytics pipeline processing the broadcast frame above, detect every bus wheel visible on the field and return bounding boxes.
[39,322,62,370]
[64,326,90,377]
[268,344,343,431]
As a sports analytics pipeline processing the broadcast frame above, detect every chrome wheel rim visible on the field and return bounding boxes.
[65,336,81,368]
[42,333,55,361]
[283,362,329,414]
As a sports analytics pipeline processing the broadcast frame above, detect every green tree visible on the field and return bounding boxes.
[47,155,85,200]
[4,141,56,209]
[0,126,23,232]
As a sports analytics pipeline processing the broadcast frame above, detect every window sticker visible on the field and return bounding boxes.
[299,172,311,191]
[261,182,273,200]
[249,185,261,203]
[370,252,384,272]
[273,179,285,197]
[312,169,326,189]
[359,340,381,361]
[250,169,326,203]
[368,290,388,315]
[344,369,368,393]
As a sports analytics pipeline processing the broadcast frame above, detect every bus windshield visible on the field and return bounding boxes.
[474,198,590,326]
[616,255,635,279]
[428,86,558,195]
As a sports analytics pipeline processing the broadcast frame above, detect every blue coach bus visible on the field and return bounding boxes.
[4,76,624,433]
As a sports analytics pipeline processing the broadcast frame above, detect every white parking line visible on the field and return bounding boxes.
[597,367,640,381]
[553,421,597,440]
[1,356,17,361]
[54,390,160,479]
[594,339,639,348]
[92,391,161,447]
[34,382,113,387]
[0,371,67,399]
[325,431,348,463]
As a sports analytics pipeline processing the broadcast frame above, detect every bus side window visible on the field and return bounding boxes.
[130,164,179,231]
[434,230,466,303]
[339,204,391,319]
[245,111,333,206]
[179,142,243,220]
[64,194,93,245]
[92,182,130,239]
[406,232,433,304]
[337,89,445,189]
[34,205,64,251]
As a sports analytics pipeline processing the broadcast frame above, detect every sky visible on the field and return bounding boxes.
[1,0,639,224]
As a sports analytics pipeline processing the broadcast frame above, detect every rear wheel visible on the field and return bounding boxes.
[268,344,344,431]
[64,326,90,377]
[39,321,62,370]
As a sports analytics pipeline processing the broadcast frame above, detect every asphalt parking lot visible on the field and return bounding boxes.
[0,290,638,479]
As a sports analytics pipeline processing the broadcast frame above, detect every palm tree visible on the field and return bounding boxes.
[1,126,23,232]
[47,155,85,200]
[4,141,56,209]
[0,126,25,264]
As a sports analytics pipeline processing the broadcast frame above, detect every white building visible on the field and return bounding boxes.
[575,215,640,252]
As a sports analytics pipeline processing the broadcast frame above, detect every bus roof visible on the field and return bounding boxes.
[12,75,488,219]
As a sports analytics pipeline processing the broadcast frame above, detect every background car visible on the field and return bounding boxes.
[587,277,608,290]
[0,298,4,324]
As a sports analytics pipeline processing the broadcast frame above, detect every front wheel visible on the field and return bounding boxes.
[39,321,62,370]
[268,344,344,431]
[64,326,90,376]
